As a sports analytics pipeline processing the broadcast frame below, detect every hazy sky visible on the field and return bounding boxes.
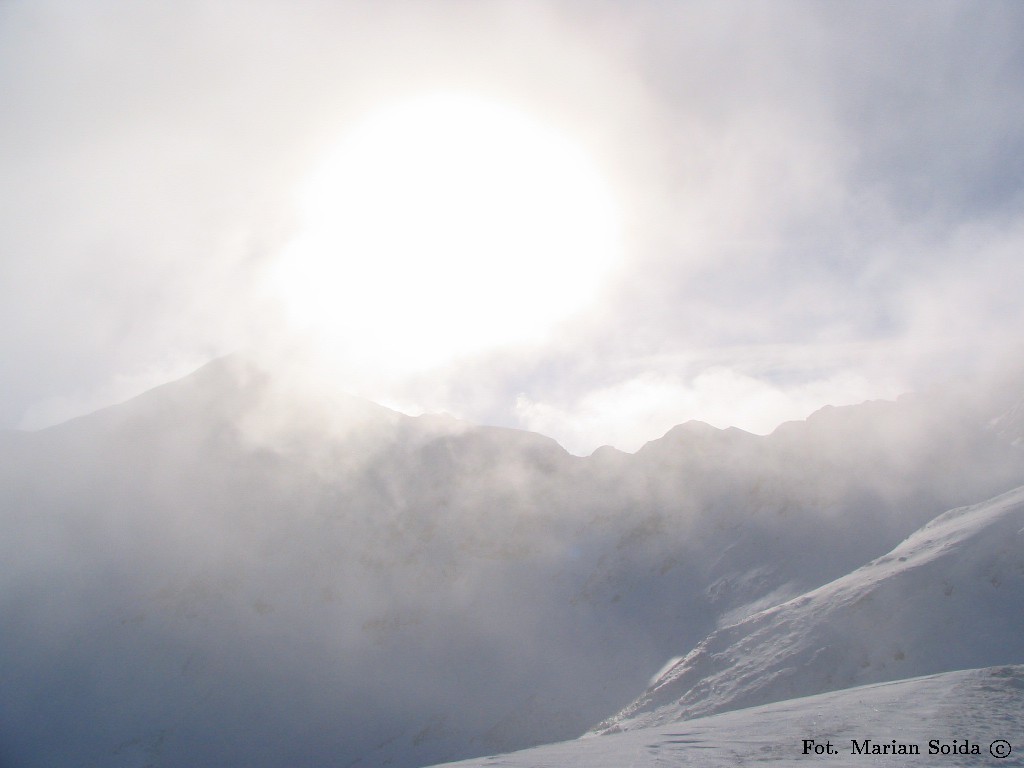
[3,0,1023,454]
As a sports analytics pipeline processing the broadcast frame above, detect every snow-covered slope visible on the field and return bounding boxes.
[434,665,1024,768]
[2,357,1024,767]
[592,485,1024,733]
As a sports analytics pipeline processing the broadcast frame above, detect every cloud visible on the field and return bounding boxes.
[0,0,645,426]
[514,366,905,455]
[2,0,1023,448]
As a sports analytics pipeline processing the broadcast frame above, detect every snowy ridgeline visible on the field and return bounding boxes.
[592,484,1024,732]
[431,666,1024,768]
[1,357,1023,767]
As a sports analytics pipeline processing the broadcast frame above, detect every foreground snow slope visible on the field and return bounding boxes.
[434,665,1024,768]
[592,485,1024,732]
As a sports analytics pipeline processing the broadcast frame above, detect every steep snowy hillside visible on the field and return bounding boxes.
[2,357,1023,767]
[435,665,1024,768]
[592,485,1024,733]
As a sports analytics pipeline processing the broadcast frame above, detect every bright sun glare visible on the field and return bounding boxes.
[267,91,621,373]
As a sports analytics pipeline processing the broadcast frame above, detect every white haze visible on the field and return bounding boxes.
[3,1,1024,452]
[1,356,1023,766]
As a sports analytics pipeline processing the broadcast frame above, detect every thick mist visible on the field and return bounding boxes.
[1,357,1023,766]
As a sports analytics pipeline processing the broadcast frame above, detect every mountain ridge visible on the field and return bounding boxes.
[591,484,1024,733]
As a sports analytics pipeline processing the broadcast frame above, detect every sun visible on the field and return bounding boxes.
[266,91,621,374]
